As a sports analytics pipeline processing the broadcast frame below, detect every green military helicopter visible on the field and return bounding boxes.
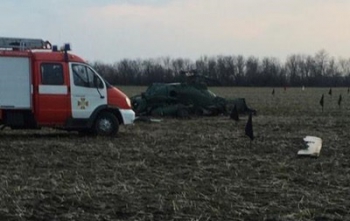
[131,70,256,118]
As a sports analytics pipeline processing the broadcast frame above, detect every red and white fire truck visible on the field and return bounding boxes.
[0,37,135,136]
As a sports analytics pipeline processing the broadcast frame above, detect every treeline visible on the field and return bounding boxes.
[91,50,350,87]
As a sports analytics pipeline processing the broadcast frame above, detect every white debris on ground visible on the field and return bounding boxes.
[298,136,322,157]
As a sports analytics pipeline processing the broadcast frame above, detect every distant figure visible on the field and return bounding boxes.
[302,86,305,91]
[319,94,324,112]
[245,113,254,141]
[338,94,342,107]
[230,105,239,121]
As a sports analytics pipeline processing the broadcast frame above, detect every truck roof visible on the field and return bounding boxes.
[32,51,86,63]
[0,50,86,63]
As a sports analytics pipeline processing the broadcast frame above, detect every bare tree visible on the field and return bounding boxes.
[90,51,349,87]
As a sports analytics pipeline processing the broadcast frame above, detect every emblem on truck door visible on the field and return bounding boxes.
[78,97,89,109]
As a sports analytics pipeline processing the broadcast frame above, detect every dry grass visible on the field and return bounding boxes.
[1,87,350,220]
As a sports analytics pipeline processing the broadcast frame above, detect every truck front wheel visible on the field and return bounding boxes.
[94,112,119,136]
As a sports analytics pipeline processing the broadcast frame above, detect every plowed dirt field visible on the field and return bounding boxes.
[1,87,349,220]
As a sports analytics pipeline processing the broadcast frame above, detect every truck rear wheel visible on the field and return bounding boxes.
[94,112,119,136]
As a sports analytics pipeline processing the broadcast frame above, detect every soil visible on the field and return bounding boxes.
[1,87,349,220]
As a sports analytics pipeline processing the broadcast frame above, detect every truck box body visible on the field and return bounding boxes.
[0,38,135,136]
[0,55,31,109]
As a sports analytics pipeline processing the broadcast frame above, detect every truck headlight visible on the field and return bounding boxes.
[126,97,131,108]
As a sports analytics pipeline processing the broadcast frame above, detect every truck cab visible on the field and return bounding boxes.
[0,37,135,136]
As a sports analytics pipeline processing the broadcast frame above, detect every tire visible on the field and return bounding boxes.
[94,112,119,136]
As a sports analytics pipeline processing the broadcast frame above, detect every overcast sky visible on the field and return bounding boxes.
[1,0,350,63]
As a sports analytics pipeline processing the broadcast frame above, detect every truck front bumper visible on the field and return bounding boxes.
[120,109,135,125]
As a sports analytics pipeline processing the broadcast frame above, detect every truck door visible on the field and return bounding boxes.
[69,63,107,119]
[34,62,70,125]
